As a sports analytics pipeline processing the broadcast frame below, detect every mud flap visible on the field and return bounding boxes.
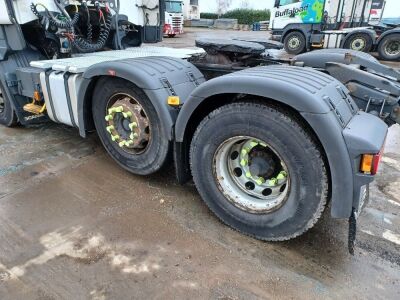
[348,208,357,255]
[348,185,369,255]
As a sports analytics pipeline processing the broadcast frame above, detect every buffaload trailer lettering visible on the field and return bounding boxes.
[275,5,309,18]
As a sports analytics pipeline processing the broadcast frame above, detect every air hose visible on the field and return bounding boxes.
[30,3,80,29]
[31,2,113,53]
[71,10,112,53]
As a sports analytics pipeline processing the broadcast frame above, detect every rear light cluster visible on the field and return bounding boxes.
[360,152,383,175]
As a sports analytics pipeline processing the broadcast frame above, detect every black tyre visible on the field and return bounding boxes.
[121,31,142,48]
[0,80,18,127]
[190,102,328,241]
[343,33,373,52]
[167,34,176,38]
[284,31,307,55]
[378,34,400,61]
[92,77,171,175]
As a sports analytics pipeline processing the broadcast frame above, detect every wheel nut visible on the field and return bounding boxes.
[268,178,278,186]
[129,122,138,130]
[122,111,133,118]
[277,171,287,181]
[130,133,138,140]
[111,134,120,142]
[245,171,252,178]
[106,125,115,133]
[125,140,134,146]
[240,159,248,167]
[115,106,124,113]
[256,177,265,185]
[119,141,126,148]
[105,114,113,121]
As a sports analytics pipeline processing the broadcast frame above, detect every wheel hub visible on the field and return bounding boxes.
[386,41,400,55]
[248,148,277,179]
[289,37,300,50]
[105,95,150,153]
[214,137,290,213]
[351,38,366,51]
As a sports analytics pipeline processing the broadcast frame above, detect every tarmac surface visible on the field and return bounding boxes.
[0,28,399,299]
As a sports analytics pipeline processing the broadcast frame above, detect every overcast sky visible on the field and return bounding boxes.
[199,0,400,18]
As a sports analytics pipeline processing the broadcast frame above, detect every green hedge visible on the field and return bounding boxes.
[200,13,219,19]
[222,9,270,25]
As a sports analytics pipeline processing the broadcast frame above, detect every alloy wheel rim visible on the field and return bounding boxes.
[385,40,400,56]
[351,38,366,51]
[105,93,151,154]
[213,136,290,214]
[289,36,301,50]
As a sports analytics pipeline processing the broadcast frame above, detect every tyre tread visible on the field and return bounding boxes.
[190,101,328,241]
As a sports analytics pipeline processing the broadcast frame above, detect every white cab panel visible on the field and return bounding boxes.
[40,71,75,126]
[68,74,83,127]
[12,0,59,24]
[0,0,12,24]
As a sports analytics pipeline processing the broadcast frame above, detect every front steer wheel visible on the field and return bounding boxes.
[190,102,328,241]
[92,78,171,175]
[284,31,306,55]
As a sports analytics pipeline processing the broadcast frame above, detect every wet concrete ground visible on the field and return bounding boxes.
[0,28,399,299]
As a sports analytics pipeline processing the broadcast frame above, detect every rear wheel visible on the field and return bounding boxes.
[167,34,176,38]
[378,34,400,61]
[0,81,18,127]
[284,31,306,55]
[190,102,328,241]
[92,78,171,175]
[344,33,373,52]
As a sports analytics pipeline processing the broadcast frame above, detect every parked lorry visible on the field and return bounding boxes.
[270,0,400,61]
[163,0,184,37]
[1,0,399,254]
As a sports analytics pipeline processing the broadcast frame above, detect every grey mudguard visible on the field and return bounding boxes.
[175,65,386,218]
[294,49,400,81]
[340,28,377,48]
[281,24,314,47]
[342,112,388,209]
[376,28,400,44]
[294,48,379,66]
[82,56,205,139]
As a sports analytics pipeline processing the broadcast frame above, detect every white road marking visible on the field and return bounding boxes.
[382,230,400,246]
[383,217,393,225]
[388,199,400,207]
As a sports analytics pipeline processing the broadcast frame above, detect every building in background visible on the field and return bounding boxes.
[183,0,200,20]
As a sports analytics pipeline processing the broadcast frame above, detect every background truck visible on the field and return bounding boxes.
[163,0,184,37]
[1,0,398,253]
[270,0,400,61]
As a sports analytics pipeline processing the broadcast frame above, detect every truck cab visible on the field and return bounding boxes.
[163,0,184,37]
